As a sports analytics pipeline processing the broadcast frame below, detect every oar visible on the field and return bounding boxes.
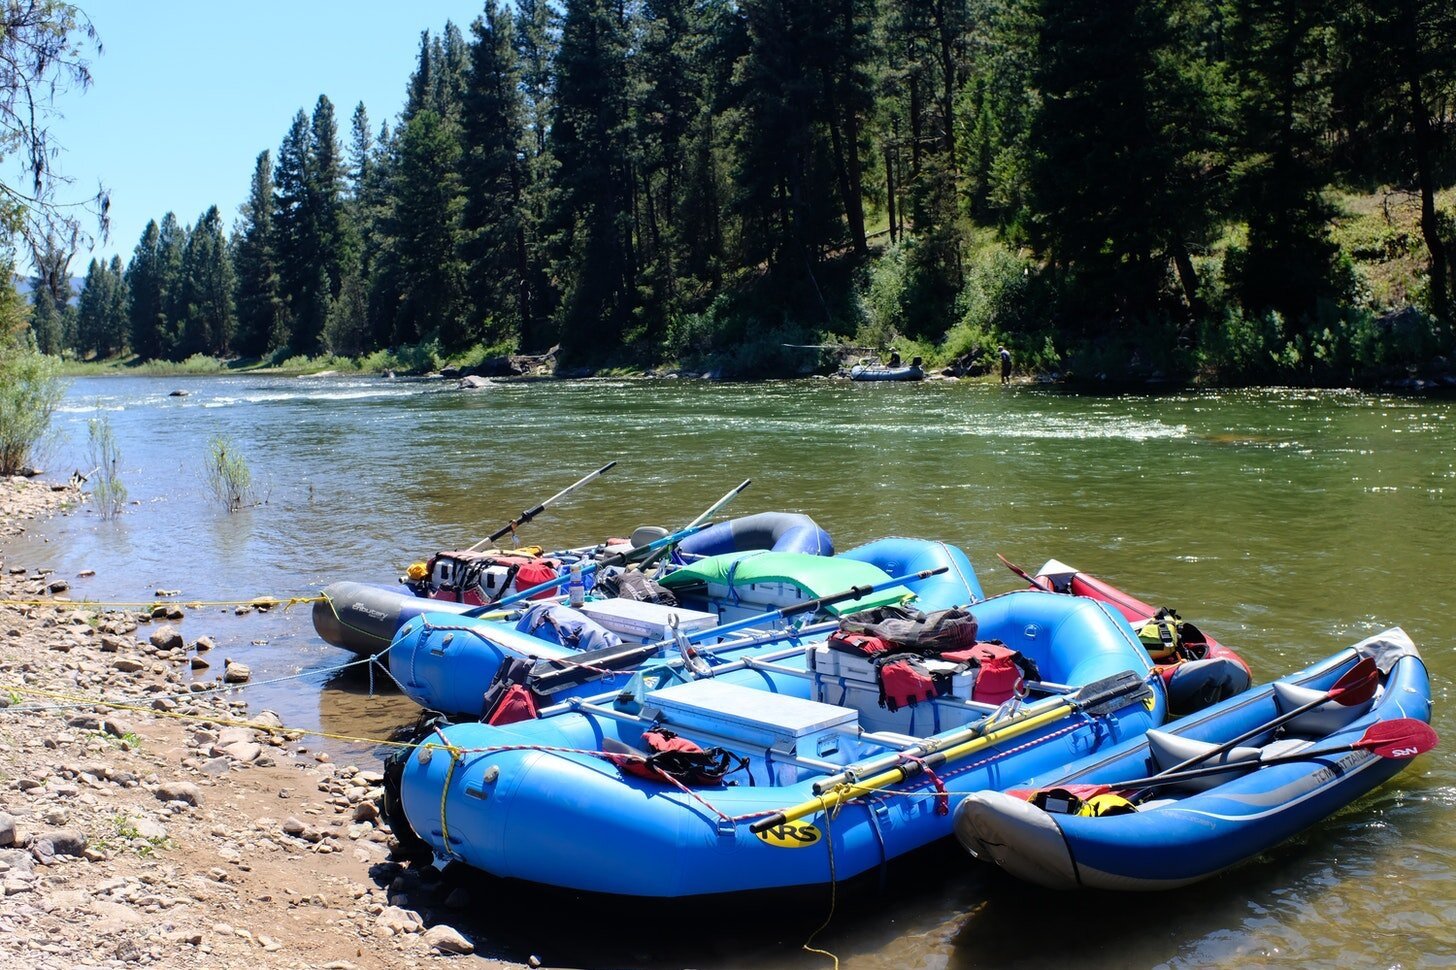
[465,461,618,553]
[460,523,705,618]
[750,669,1153,834]
[1026,719,1438,803]
[637,478,752,572]
[527,567,946,695]
[1151,657,1379,781]
[997,554,1054,592]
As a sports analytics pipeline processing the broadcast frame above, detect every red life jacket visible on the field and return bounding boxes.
[616,729,745,787]
[939,642,1027,704]
[827,630,893,657]
[876,655,938,712]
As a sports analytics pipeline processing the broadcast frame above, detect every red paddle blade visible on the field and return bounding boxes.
[1330,657,1380,706]
[1357,718,1439,759]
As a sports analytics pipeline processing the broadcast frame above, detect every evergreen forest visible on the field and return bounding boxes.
[33,0,1456,384]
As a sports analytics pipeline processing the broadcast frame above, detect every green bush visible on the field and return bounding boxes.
[85,412,126,519]
[201,436,265,512]
[0,341,67,476]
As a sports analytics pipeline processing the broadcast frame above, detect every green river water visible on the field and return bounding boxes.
[4,374,1452,968]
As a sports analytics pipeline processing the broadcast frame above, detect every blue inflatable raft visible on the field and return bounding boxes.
[954,628,1432,890]
[392,590,1165,896]
[312,511,836,656]
[388,538,982,718]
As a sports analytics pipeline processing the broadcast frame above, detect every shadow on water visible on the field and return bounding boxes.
[313,659,420,760]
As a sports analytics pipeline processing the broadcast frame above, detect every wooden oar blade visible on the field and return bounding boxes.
[1331,656,1380,706]
[1360,718,1438,758]
[997,553,1052,591]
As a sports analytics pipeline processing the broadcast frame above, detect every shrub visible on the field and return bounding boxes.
[201,436,266,511]
[0,341,67,476]
[85,412,126,519]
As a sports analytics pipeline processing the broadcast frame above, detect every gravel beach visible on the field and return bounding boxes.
[0,476,519,970]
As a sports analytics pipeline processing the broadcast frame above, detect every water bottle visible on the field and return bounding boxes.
[567,563,585,607]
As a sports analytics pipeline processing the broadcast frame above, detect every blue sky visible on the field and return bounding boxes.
[47,1,485,269]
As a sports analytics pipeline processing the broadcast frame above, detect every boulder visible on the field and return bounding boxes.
[423,924,474,955]
[149,625,184,651]
[223,661,251,683]
[156,782,202,806]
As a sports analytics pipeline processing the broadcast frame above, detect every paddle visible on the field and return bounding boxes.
[459,523,705,618]
[1152,657,1379,781]
[527,566,947,695]
[465,461,618,553]
[637,479,752,572]
[1020,719,1438,805]
[997,554,1054,592]
[750,669,1153,834]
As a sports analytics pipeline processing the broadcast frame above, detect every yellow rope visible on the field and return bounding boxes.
[0,595,323,610]
[801,794,841,969]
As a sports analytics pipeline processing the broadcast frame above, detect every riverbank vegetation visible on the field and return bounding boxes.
[19,0,1456,386]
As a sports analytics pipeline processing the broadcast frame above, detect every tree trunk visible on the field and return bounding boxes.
[822,71,868,257]
[1171,242,1204,322]
[885,142,898,245]
[1398,3,1449,323]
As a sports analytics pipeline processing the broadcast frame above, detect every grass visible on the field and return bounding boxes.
[93,812,171,858]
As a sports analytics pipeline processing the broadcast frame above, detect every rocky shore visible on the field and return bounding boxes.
[0,477,518,970]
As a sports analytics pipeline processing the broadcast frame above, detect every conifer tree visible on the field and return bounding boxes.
[460,1,532,345]
[126,219,164,359]
[104,255,128,356]
[178,205,235,356]
[156,212,188,357]
[75,257,109,357]
[234,150,286,356]
[545,0,637,356]
[376,109,465,346]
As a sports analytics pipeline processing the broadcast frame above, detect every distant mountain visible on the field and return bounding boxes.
[12,275,82,306]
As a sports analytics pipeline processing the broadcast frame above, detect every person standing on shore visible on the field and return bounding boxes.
[999,346,1012,384]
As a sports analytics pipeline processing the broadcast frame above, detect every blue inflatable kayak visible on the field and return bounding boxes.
[387,538,982,718]
[391,590,1164,896]
[954,628,1432,890]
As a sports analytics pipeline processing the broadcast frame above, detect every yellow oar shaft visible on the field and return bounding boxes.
[773,702,1074,827]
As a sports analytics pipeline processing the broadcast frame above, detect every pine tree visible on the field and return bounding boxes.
[103,255,129,356]
[376,109,465,346]
[75,258,106,357]
[1027,0,1232,329]
[126,220,164,360]
[545,0,636,357]
[29,286,62,355]
[157,212,188,358]
[178,206,236,356]
[234,150,286,356]
[460,1,532,346]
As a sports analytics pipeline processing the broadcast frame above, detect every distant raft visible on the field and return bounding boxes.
[955,629,1432,890]
[849,360,924,382]
[390,589,1164,897]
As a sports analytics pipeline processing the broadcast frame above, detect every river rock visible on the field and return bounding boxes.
[423,924,474,955]
[112,658,146,673]
[0,814,15,847]
[149,625,184,651]
[133,818,167,841]
[223,660,251,683]
[376,906,424,936]
[31,828,86,856]
[221,741,261,763]
[156,782,202,806]
[98,635,128,653]
[47,579,69,593]
[193,635,214,652]
[190,656,209,669]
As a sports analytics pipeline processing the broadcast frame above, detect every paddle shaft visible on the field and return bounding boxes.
[754,670,1151,832]
[1156,655,1375,778]
[997,554,1053,592]
[469,461,618,551]
[638,479,752,572]
[527,567,945,695]
[1116,732,1426,791]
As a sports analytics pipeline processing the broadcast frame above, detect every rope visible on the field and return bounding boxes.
[801,794,840,969]
[0,595,323,610]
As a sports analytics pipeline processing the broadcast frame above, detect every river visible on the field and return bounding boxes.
[4,373,1452,968]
